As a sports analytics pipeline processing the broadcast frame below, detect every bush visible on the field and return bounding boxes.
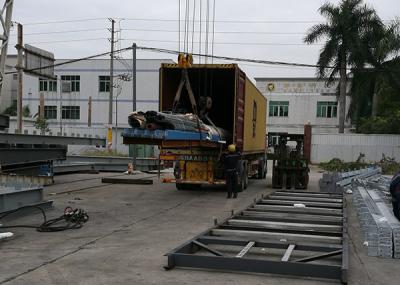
[356,111,400,134]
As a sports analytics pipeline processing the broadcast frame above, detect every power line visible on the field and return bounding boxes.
[121,28,305,35]
[9,37,320,47]
[11,27,306,37]
[17,37,108,44]
[5,46,132,75]
[13,28,107,36]
[136,45,328,69]
[3,44,391,75]
[120,38,321,46]
[23,17,107,26]
[119,17,323,23]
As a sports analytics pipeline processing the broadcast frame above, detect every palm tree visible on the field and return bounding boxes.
[364,21,400,116]
[348,21,400,121]
[304,0,382,133]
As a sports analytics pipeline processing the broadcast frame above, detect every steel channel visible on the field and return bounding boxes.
[241,210,343,224]
[260,199,343,208]
[252,204,343,216]
[0,147,66,165]
[167,253,342,280]
[0,133,106,146]
[211,229,342,244]
[227,219,342,233]
[268,195,343,203]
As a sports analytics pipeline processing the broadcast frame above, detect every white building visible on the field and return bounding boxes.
[255,77,352,136]
[1,56,173,154]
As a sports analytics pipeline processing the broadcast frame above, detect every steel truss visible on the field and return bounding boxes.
[166,190,348,283]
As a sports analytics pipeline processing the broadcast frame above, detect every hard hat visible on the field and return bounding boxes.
[228,144,236,153]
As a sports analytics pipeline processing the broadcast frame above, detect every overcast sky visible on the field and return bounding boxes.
[9,0,400,79]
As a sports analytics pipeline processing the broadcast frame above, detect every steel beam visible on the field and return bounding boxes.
[252,204,342,215]
[241,210,343,224]
[260,199,343,208]
[211,229,342,244]
[228,219,342,232]
[0,147,66,165]
[167,254,342,281]
[268,195,343,203]
[0,133,106,146]
[0,114,9,129]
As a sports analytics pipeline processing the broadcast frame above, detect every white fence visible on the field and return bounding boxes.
[311,134,400,163]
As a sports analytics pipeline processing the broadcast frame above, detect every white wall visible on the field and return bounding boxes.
[255,78,352,134]
[311,133,400,163]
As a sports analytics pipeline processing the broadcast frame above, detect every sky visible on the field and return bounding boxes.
[8,0,400,79]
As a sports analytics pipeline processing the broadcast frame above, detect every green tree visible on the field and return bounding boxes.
[33,117,50,135]
[351,21,400,118]
[304,0,382,133]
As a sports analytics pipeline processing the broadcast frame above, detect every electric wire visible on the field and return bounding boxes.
[178,0,181,51]
[4,46,132,75]
[191,0,196,54]
[211,0,215,63]
[0,205,89,232]
[198,0,202,63]
[5,44,390,75]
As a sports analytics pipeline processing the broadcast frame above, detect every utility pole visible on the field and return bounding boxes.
[132,43,136,112]
[0,0,13,99]
[16,22,23,133]
[108,18,115,126]
[132,43,137,166]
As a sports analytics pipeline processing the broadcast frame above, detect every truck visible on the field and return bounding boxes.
[123,63,267,190]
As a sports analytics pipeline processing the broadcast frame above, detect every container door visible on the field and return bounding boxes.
[235,69,246,150]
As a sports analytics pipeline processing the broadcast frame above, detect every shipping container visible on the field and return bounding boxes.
[159,63,267,154]
[158,63,268,189]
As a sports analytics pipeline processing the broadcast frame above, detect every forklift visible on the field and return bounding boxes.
[268,132,309,189]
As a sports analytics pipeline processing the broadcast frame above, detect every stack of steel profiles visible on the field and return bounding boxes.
[0,182,47,213]
[319,167,381,193]
[352,181,400,258]
[166,190,348,283]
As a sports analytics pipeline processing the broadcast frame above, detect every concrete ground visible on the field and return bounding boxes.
[0,167,399,285]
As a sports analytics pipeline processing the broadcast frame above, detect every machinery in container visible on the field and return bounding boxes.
[123,56,267,190]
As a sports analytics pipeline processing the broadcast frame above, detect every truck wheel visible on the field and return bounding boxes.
[257,161,266,179]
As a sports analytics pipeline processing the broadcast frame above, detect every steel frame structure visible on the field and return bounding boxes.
[166,190,348,283]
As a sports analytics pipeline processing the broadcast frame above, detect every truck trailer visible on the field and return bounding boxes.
[123,63,267,190]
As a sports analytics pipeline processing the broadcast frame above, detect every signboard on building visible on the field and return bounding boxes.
[24,44,55,79]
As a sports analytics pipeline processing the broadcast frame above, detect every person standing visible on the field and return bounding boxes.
[390,171,400,220]
[222,144,241,199]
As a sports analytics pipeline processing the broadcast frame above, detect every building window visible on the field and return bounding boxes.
[317,101,337,118]
[13,74,18,80]
[99,75,110,92]
[60,75,80,92]
[62,106,80,119]
[269,101,289,117]
[39,78,57,92]
[38,105,57,119]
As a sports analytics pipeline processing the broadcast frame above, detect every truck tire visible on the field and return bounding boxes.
[244,168,249,189]
[257,160,266,179]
